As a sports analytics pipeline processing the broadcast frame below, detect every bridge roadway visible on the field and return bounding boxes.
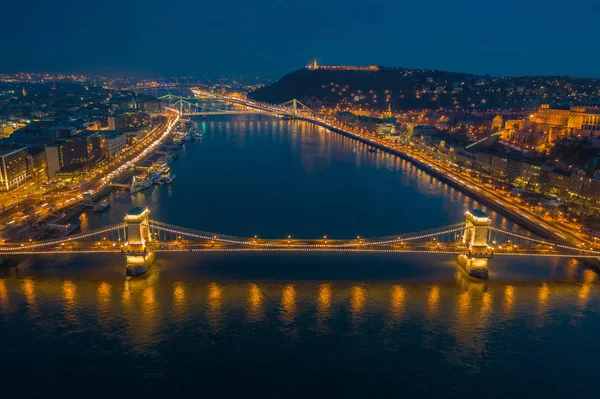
[0,237,594,256]
[2,240,599,258]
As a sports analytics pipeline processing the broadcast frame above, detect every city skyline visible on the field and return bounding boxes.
[2,0,600,79]
[3,1,600,396]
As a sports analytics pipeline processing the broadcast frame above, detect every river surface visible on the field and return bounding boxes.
[0,115,598,398]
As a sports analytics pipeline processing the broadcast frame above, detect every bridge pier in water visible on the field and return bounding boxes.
[457,210,493,279]
[123,207,155,276]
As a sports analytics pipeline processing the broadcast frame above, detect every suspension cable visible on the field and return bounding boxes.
[0,223,126,251]
[490,227,600,255]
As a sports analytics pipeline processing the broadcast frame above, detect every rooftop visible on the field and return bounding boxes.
[468,209,488,218]
[104,130,125,139]
[127,207,147,216]
[0,146,27,156]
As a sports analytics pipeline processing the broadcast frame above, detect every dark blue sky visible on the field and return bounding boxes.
[2,0,598,79]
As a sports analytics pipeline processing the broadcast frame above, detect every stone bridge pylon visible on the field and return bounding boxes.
[123,207,155,276]
[457,210,493,278]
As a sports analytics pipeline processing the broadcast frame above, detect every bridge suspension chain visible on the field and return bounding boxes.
[144,220,466,249]
[489,227,600,255]
[0,223,127,252]
[146,220,263,246]
[359,223,466,247]
[495,252,600,258]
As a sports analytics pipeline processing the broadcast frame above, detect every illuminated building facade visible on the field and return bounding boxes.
[44,131,106,179]
[0,123,14,138]
[108,111,150,131]
[0,146,32,191]
[306,59,379,71]
[500,130,545,146]
[530,104,570,126]
[567,105,600,135]
[104,130,127,159]
[529,103,600,138]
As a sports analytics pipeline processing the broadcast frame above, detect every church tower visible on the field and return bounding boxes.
[384,102,392,118]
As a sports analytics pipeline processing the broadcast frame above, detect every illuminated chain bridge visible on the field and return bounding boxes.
[1,208,599,279]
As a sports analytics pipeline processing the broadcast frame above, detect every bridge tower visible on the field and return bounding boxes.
[457,210,493,279]
[123,207,155,276]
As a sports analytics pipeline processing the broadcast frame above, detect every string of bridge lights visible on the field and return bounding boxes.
[0,223,126,251]
[489,227,600,255]
[144,221,467,249]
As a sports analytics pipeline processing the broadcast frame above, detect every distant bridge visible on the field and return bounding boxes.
[159,92,312,119]
[164,106,271,116]
[1,208,598,279]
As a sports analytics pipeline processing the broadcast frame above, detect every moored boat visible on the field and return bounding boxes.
[130,175,154,193]
[47,222,81,238]
[94,200,111,212]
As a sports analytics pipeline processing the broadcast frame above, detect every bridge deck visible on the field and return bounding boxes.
[0,239,595,257]
[1,218,599,259]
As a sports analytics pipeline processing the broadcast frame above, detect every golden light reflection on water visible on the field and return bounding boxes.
[96,282,111,318]
[537,283,551,322]
[391,285,405,319]
[248,283,263,321]
[427,285,440,315]
[62,281,76,303]
[208,282,221,302]
[174,283,185,302]
[457,291,471,320]
[62,281,77,321]
[207,282,222,329]
[143,286,155,306]
[122,281,131,305]
[140,286,159,333]
[479,291,493,328]
[578,283,591,306]
[280,285,296,324]
[0,279,7,304]
[583,269,597,284]
[538,283,550,305]
[504,285,515,313]
[22,279,36,307]
[350,286,366,323]
[566,259,579,280]
[173,282,185,309]
[98,282,111,299]
[578,270,597,307]
[481,291,492,316]
[0,272,598,350]
[318,283,331,318]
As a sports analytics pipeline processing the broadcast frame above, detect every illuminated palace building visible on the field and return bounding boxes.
[306,59,379,71]
[529,102,600,139]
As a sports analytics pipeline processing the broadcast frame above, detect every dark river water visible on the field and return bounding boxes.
[0,115,598,398]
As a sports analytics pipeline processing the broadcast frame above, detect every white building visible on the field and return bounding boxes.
[104,130,127,159]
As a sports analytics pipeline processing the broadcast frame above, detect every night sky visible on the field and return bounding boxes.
[2,0,599,79]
